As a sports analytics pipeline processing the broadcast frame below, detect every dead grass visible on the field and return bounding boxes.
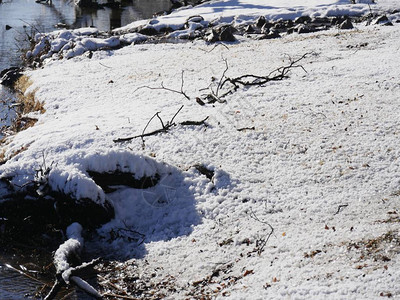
[0,75,44,163]
[346,230,400,263]
[14,75,45,115]
[6,75,46,133]
[0,147,6,165]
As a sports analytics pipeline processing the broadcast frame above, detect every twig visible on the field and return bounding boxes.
[140,111,161,145]
[99,62,112,69]
[215,57,229,97]
[219,52,311,97]
[134,71,190,100]
[169,104,184,125]
[180,116,209,126]
[114,105,207,144]
[98,275,129,295]
[249,209,274,255]
[201,43,230,53]
[18,19,44,35]
[237,126,255,132]
[334,204,349,215]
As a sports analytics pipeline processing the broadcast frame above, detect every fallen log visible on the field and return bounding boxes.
[45,223,102,300]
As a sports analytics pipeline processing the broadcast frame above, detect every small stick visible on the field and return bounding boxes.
[334,204,349,215]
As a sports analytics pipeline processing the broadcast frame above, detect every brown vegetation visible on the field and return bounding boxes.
[11,75,45,132]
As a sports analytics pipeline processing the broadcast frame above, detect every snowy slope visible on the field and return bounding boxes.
[1,1,400,299]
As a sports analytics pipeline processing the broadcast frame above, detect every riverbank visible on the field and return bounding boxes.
[1,0,400,299]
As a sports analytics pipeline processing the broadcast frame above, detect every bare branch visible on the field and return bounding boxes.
[180,116,209,126]
[216,57,229,97]
[237,126,255,132]
[169,104,184,126]
[155,112,165,129]
[134,72,191,100]
[114,105,206,144]
[249,209,274,255]
[334,204,349,215]
[219,52,312,98]
[201,43,230,53]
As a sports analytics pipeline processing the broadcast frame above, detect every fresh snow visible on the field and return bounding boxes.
[54,222,83,283]
[1,0,400,299]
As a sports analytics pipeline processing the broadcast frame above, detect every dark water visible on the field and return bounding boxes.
[0,0,172,71]
[0,263,40,300]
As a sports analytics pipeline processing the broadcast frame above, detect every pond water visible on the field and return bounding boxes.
[1,1,176,297]
[0,0,172,71]
[0,259,95,299]
[0,263,41,300]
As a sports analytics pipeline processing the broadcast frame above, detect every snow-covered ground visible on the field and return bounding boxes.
[1,0,400,299]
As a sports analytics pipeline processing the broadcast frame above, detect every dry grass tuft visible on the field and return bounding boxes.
[14,75,45,115]
[0,148,6,165]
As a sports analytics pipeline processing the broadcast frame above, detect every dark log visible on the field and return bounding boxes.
[87,170,160,192]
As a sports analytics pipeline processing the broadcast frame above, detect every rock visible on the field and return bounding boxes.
[0,67,23,88]
[372,15,393,26]
[273,19,293,30]
[294,16,311,24]
[139,25,159,36]
[159,26,175,33]
[260,22,273,34]
[310,17,332,27]
[206,25,236,42]
[295,24,311,34]
[257,30,280,40]
[245,24,256,33]
[331,16,347,25]
[205,29,219,43]
[339,19,354,30]
[219,25,236,42]
[186,15,204,24]
[5,25,12,30]
[256,16,267,28]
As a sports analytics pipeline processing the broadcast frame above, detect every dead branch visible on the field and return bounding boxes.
[215,57,229,97]
[114,106,208,144]
[249,209,274,255]
[237,126,255,132]
[180,116,209,126]
[134,70,190,100]
[218,52,311,98]
[334,204,349,215]
[201,43,230,53]
[113,105,184,144]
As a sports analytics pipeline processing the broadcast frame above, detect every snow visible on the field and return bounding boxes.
[54,222,83,282]
[2,0,400,298]
[117,0,398,32]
